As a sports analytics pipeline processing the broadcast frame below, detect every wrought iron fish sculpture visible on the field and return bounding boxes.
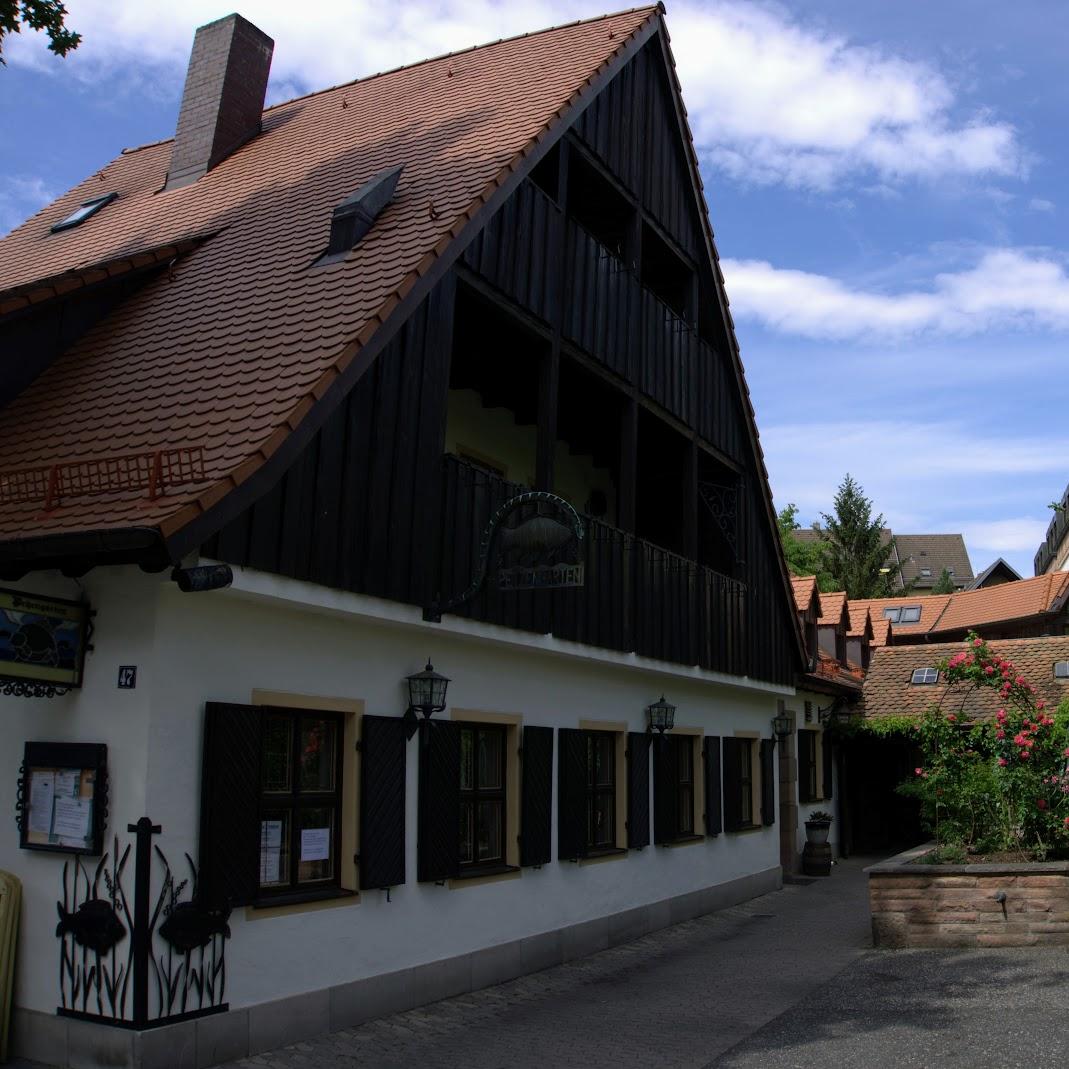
[158,901,232,953]
[55,899,126,954]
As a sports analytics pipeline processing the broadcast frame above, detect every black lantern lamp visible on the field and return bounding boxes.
[404,659,450,738]
[646,695,676,735]
[772,709,792,741]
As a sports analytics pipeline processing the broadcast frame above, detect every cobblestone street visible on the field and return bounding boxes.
[219,859,871,1069]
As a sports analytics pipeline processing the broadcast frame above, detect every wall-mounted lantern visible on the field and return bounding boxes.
[646,695,676,735]
[403,660,450,739]
[772,710,792,740]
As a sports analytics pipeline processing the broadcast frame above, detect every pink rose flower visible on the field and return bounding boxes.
[973,638,983,648]
[998,757,1008,767]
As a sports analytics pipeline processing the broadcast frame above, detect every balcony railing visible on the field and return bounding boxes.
[435,455,748,676]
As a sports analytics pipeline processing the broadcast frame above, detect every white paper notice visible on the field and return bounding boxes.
[260,820,282,884]
[54,769,80,798]
[52,797,91,841]
[300,827,330,862]
[28,771,55,835]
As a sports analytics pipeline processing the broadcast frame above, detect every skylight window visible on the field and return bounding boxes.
[50,192,118,233]
[883,606,922,624]
[911,668,939,685]
[1055,661,1069,679]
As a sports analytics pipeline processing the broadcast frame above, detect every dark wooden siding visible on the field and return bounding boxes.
[204,27,801,688]
[205,278,455,609]
[575,40,701,260]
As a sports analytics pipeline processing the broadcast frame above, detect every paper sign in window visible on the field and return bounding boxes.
[300,827,330,862]
[28,771,55,835]
[52,797,92,841]
[260,820,282,884]
[55,769,80,798]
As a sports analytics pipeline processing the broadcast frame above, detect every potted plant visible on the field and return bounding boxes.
[805,810,833,846]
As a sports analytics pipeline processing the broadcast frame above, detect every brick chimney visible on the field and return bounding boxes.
[165,14,274,191]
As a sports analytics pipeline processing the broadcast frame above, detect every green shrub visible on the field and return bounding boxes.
[896,633,1069,859]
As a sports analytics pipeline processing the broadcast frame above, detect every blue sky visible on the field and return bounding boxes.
[2,1,1067,578]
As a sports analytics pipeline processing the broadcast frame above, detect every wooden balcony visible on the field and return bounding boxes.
[435,455,748,675]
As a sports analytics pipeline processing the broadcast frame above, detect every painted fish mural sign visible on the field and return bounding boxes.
[0,587,89,691]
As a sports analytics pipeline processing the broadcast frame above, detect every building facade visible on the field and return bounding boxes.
[0,8,805,1067]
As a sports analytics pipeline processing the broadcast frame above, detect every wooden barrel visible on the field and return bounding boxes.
[802,842,832,877]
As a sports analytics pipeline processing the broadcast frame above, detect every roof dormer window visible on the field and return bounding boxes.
[50,192,118,233]
[911,668,938,685]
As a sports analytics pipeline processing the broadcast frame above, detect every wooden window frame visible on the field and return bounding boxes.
[584,730,618,852]
[798,729,819,804]
[656,730,703,845]
[257,707,345,903]
[738,736,754,827]
[458,721,508,872]
[673,734,695,837]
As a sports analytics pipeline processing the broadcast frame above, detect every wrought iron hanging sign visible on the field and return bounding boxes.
[0,587,91,697]
[427,491,585,620]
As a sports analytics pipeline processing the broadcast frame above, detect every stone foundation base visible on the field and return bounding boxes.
[867,843,1069,948]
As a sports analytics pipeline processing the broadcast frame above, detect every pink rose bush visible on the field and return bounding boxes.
[900,632,1069,859]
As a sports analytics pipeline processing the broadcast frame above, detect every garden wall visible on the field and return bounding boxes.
[867,843,1069,948]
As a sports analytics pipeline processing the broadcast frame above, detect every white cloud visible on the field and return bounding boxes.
[1029,197,1055,213]
[0,176,54,237]
[966,518,1050,555]
[669,2,1023,189]
[722,248,1069,340]
[762,420,1064,576]
[5,0,1025,192]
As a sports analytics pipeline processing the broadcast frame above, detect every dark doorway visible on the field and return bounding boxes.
[840,735,924,857]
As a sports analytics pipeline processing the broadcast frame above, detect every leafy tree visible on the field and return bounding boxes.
[776,503,836,591]
[932,567,957,595]
[0,1,80,65]
[818,474,902,599]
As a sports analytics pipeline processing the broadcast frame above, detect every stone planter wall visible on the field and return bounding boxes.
[867,843,1069,948]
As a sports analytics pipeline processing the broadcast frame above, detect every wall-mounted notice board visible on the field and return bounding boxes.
[18,742,107,856]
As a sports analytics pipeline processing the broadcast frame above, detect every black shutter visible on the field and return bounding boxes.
[760,738,776,827]
[822,731,834,800]
[626,732,650,849]
[359,715,407,890]
[200,702,261,907]
[557,729,588,860]
[652,736,675,845]
[417,719,461,882]
[521,726,553,866]
[722,737,743,833]
[704,736,722,836]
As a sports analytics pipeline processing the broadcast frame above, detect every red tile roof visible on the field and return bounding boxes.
[0,8,657,548]
[847,602,874,640]
[851,574,1069,643]
[860,634,1069,722]
[790,575,820,616]
[818,591,849,631]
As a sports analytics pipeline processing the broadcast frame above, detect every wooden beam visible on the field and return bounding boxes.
[683,439,698,562]
[536,342,560,491]
[618,397,638,533]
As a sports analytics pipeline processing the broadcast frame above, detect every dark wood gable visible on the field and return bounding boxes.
[203,20,804,688]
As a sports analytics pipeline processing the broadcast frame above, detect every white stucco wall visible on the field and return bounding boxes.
[0,567,162,1015]
[3,563,789,1014]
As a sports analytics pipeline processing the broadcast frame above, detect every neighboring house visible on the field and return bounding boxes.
[968,558,1023,589]
[1035,483,1069,575]
[785,578,871,867]
[851,573,1069,647]
[792,528,974,591]
[859,634,1069,724]
[894,534,973,592]
[0,9,806,1066]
